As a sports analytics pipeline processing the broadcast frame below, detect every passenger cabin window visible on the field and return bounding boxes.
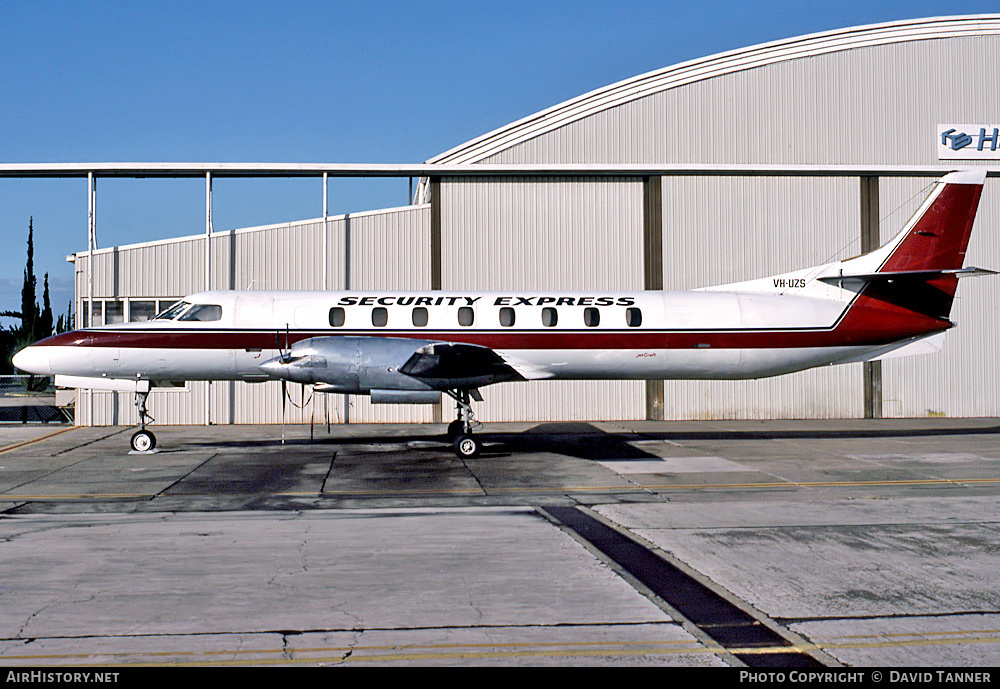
[542,307,558,327]
[458,306,474,327]
[499,307,515,327]
[329,307,346,327]
[412,307,428,327]
[626,307,642,327]
[372,307,388,327]
[584,307,600,327]
[178,304,222,322]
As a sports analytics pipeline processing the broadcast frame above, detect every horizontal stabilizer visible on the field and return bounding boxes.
[818,267,997,286]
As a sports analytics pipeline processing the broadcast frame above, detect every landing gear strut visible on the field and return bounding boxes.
[130,390,157,453]
[445,389,482,458]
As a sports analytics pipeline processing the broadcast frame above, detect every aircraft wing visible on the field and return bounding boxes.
[399,342,527,389]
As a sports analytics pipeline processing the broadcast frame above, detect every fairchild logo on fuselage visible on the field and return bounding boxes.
[337,295,636,307]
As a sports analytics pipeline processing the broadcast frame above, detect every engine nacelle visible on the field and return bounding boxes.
[259,336,440,396]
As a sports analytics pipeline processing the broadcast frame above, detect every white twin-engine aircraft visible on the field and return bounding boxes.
[13,169,991,457]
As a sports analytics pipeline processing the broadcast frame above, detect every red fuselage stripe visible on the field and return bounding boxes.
[33,323,947,351]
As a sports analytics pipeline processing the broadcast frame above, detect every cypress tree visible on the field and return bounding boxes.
[19,217,37,341]
[37,272,53,340]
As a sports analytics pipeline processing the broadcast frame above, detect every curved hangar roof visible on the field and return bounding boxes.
[427,14,1000,167]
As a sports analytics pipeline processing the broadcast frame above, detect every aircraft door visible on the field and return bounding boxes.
[234,294,275,380]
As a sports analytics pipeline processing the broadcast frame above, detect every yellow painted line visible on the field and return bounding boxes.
[831,628,1000,641]
[11,643,718,667]
[319,476,1000,496]
[1,493,157,501]
[7,477,1000,502]
[7,631,1000,666]
[0,426,77,455]
[0,638,704,663]
[639,477,1000,491]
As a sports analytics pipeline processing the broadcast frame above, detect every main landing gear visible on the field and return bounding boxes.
[445,389,482,458]
[130,390,157,453]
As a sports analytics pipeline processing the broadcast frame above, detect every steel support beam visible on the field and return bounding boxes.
[860,175,883,420]
[644,175,665,421]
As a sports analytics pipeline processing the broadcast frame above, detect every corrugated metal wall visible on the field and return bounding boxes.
[878,177,1000,417]
[478,36,1000,166]
[77,205,435,426]
[434,28,1000,421]
[440,176,646,422]
[656,176,864,419]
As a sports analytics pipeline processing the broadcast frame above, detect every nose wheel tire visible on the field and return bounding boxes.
[130,429,157,453]
[454,434,481,458]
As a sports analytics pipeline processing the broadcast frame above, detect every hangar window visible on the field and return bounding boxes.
[626,307,642,327]
[584,307,600,327]
[412,307,428,327]
[372,307,388,327]
[178,304,222,322]
[129,301,157,322]
[105,301,125,325]
[499,307,515,327]
[458,307,474,327]
[542,307,558,327]
[329,307,346,327]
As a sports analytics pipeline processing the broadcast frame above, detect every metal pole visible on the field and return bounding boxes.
[860,175,883,419]
[205,172,213,425]
[205,172,213,291]
[322,172,329,290]
[87,172,95,426]
[322,172,330,429]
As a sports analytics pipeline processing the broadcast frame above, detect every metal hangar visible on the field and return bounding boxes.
[68,15,1000,427]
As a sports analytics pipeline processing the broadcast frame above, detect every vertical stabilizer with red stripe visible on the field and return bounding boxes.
[831,169,988,345]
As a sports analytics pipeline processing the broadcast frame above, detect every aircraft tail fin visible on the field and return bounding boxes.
[828,169,990,321]
[845,168,987,276]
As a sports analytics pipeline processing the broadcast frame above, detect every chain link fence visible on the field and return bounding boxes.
[0,375,72,424]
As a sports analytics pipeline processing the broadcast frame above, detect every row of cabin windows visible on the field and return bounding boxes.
[329,306,643,328]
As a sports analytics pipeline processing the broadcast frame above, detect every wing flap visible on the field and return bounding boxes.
[399,342,525,389]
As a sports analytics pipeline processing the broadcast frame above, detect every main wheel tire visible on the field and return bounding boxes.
[130,430,156,453]
[454,434,481,458]
[446,419,464,440]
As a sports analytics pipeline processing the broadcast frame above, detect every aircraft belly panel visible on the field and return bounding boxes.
[505,346,868,380]
[115,347,238,381]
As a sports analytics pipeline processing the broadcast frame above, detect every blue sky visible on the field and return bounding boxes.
[1,0,996,327]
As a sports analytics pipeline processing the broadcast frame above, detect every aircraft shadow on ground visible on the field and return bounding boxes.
[187,420,1000,460]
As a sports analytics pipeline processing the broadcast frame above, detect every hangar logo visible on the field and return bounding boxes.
[937,124,1000,160]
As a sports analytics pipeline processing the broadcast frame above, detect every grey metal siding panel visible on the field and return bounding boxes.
[440,176,646,422]
[482,36,1000,167]
[659,175,863,419]
[83,206,432,426]
[879,177,1000,417]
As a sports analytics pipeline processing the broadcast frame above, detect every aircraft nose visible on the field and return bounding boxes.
[12,345,51,375]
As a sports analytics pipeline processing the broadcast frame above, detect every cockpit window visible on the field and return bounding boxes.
[154,301,191,320]
[178,304,223,322]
